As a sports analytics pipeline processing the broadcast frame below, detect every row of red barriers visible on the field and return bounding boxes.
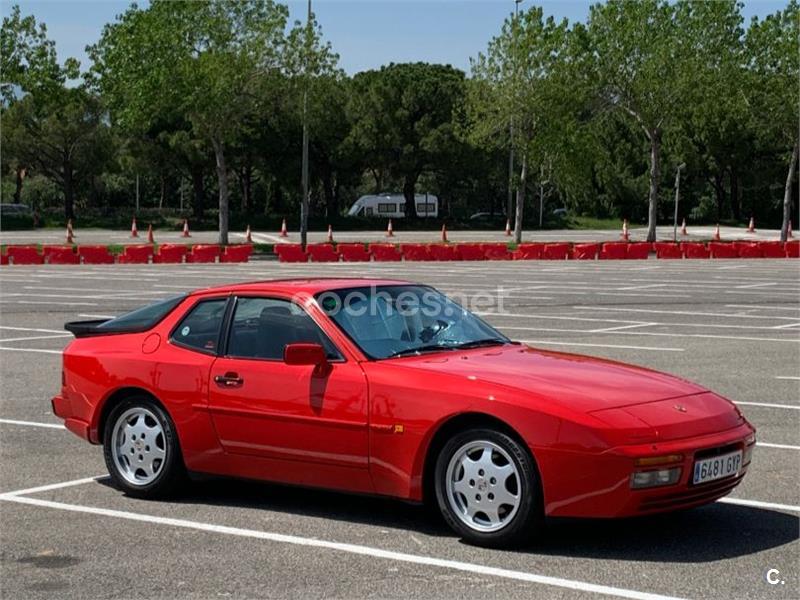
[0,244,252,265]
[276,241,800,263]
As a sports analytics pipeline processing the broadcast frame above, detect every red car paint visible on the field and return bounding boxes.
[52,278,755,517]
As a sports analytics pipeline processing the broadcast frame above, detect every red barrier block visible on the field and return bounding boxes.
[368,244,402,262]
[542,243,570,260]
[187,244,221,263]
[759,242,785,258]
[307,244,339,262]
[43,245,80,264]
[401,244,431,261]
[600,243,627,260]
[572,243,599,260]
[274,244,308,263]
[337,243,371,262]
[153,244,188,264]
[7,245,44,265]
[785,240,800,258]
[512,243,543,260]
[428,244,459,261]
[653,242,683,259]
[734,242,763,258]
[626,242,651,259]
[0,253,7,266]
[709,242,738,258]
[78,245,114,264]
[117,244,154,264]
[220,245,252,263]
[681,242,710,259]
[453,243,486,261]
[482,243,511,260]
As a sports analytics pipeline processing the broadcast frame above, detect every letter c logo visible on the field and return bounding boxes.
[766,569,782,585]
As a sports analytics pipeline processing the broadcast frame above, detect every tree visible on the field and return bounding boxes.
[469,7,574,242]
[89,0,291,244]
[348,63,466,218]
[587,0,686,241]
[746,1,799,241]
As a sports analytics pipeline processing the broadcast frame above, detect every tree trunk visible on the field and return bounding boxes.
[159,175,166,210]
[191,165,205,220]
[729,165,740,222]
[712,172,726,223]
[211,137,229,246]
[646,129,661,242]
[322,168,336,218]
[403,175,418,218]
[13,167,24,204]
[240,165,252,214]
[63,165,75,221]
[514,152,527,244]
[781,139,799,242]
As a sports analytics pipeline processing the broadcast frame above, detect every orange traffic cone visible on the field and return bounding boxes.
[504,219,511,237]
[67,219,75,238]
[245,225,253,243]
[681,218,688,236]
[147,224,154,244]
[130,216,139,238]
[712,224,721,241]
[441,224,448,243]
[789,220,794,239]
[747,217,755,233]
[181,219,191,238]
[279,218,288,238]
[386,219,394,237]
[327,224,334,243]
[621,219,630,241]
[65,223,74,244]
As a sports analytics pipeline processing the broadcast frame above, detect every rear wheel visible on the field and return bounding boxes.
[103,397,185,498]
[434,428,543,547]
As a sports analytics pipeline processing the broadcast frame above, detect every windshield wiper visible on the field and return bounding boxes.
[388,344,458,358]
[451,338,509,350]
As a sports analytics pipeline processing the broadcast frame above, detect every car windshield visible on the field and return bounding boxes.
[316,285,510,360]
[97,294,187,331]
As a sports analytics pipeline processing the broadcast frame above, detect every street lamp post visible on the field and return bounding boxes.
[300,0,312,250]
[673,162,686,242]
[507,0,523,223]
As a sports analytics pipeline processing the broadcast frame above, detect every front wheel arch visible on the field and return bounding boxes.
[421,413,542,507]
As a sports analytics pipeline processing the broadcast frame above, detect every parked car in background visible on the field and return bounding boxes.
[346,193,438,218]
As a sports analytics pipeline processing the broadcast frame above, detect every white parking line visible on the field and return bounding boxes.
[0,475,103,498]
[0,334,71,343]
[0,326,65,334]
[736,401,800,410]
[0,347,62,354]
[718,498,800,513]
[775,376,800,381]
[521,340,684,352]
[757,442,800,450]
[77,314,116,319]
[0,418,64,429]
[589,323,658,333]
[0,491,686,600]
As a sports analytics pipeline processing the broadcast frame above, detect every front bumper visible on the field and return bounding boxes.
[539,421,756,518]
[51,394,91,441]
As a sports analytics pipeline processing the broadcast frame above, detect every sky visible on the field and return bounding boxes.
[3,0,791,75]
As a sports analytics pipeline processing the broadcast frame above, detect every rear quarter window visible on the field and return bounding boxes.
[96,294,186,332]
[170,298,228,354]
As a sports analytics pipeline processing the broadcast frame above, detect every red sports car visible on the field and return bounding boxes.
[53,279,755,547]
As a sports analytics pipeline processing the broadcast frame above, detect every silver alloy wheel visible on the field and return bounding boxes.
[445,440,521,533]
[111,407,167,486]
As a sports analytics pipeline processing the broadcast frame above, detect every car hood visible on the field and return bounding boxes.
[391,344,707,412]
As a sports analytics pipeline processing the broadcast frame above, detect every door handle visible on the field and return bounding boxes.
[214,372,244,388]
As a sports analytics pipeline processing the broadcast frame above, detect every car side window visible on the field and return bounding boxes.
[170,298,228,354]
[227,297,341,361]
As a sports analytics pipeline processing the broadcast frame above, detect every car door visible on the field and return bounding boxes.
[207,295,371,484]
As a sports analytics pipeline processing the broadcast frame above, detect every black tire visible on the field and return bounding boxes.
[103,396,186,498]
[434,428,543,548]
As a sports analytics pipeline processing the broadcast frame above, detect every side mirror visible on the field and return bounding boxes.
[284,343,328,367]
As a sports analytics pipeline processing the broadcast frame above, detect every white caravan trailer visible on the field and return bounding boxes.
[346,193,438,218]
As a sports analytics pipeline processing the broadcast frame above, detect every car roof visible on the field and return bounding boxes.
[193,278,415,296]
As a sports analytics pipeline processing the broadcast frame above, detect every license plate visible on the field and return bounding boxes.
[693,450,742,485]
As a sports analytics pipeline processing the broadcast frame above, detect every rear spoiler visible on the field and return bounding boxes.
[64,319,112,338]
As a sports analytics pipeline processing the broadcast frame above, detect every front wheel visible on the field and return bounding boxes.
[103,397,185,498]
[434,428,543,547]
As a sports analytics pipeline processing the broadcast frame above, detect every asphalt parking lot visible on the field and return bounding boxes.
[1,258,798,600]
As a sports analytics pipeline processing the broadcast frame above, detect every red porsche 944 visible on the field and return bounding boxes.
[52,279,755,547]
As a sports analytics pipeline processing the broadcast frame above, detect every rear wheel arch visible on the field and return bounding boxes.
[97,387,168,442]
[421,412,541,506]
